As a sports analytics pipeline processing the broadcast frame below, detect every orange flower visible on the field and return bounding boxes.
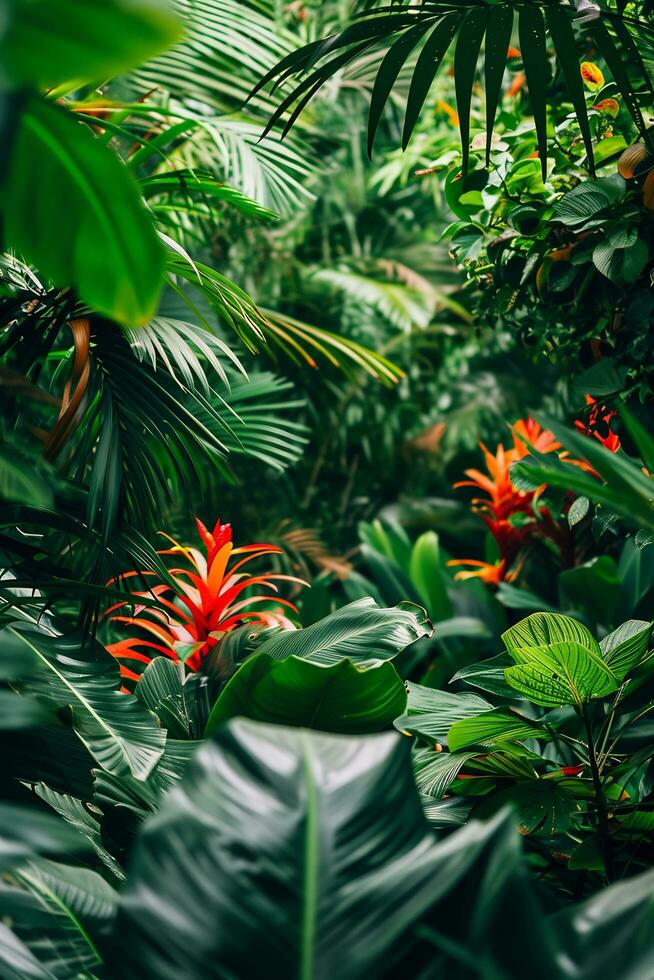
[447,558,507,585]
[508,73,526,97]
[592,97,619,118]
[574,395,621,453]
[105,517,306,687]
[507,46,521,59]
[581,62,605,91]
[436,100,459,127]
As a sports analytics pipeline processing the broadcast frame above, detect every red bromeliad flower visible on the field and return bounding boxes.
[449,417,576,585]
[574,395,621,453]
[105,517,306,687]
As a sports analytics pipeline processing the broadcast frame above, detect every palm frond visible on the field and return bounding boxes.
[255,0,654,176]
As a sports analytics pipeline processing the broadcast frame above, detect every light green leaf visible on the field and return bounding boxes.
[0,0,182,90]
[6,98,165,326]
[409,531,452,621]
[502,612,600,657]
[448,708,550,752]
[504,641,619,706]
[600,620,652,680]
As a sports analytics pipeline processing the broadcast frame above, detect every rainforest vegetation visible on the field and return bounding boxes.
[2,0,654,977]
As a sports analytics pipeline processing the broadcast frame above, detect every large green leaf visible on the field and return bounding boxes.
[504,641,619,707]
[503,612,600,657]
[5,624,165,779]
[408,531,452,621]
[5,98,165,326]
[551,866,654,980]
[473,781,576,837]
[447,707,550,752]
[0,0,182,90]
[402,14,461,150]
[111,720,558,979]
[600,620,652,681]
[394,683,491,743]
[454,6,487,178]
[253,598,430,666]
[205,655,406,735]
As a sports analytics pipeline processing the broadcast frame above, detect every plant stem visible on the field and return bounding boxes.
[583,706,615,881]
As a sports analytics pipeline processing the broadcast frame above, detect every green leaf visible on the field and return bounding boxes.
[136,658,215,740]
[394,684,491,742]
[5,98,165,326]
[452,652,523,700]
[19,859,117,932]
[551,866,654,978]
[502,612,600,657]
[474,781,576,836]
[205,655,406,735]
[504,640,619,706]
[455,7,488,178]
[413,747,479,798]
[6,624,165,779]
[484,4,513,167]
[558,556,620,624]
[112,720,544,979]
[402,14,461,150]
[408,531,452,620]
[447,708,550,752]
[368,22,429,155]
[0,0,183,90]
[552,174,626,225]
[546,5,595,175]
[0,803,89,872]
[568,496,590,528]
[253,598,430,667]
[592,236,648,285]
[600,620,652,680]
[519,4,550,179]
[33,784,125,880]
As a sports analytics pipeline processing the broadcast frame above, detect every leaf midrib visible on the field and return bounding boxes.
[9,627,128,768]
[300,735,319,980]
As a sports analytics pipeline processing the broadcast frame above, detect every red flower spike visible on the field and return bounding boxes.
[105,518,307,685]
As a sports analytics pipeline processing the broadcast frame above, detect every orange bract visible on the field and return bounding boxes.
[450,417,577,585]
[105,517,306,686]
[581,62,605,91]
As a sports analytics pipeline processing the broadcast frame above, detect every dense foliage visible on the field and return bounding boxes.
[2,0,654,977]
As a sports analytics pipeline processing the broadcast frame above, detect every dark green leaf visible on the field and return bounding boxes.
[206,654,406,735]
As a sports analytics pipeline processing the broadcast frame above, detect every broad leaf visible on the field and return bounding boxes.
[112,720,556,979]
[0,0,182,90]
[206,655,406,735]
[5,624,165,779]
[504,641,619,707]
[136,658,216,739]
[447,708,550,752]
[253,598,430,666]
[408,531,452,621]
[600,620,652,681]
[502,612,600,657]
[6,98,165,326]
[394,683,491,743]
[474,781,576,837]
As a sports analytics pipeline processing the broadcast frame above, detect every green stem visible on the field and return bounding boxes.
[583,706,615,882]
